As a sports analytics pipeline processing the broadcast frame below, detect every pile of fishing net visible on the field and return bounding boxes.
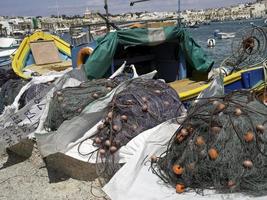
[84,78,185,180]
[0,79,28,114]
[154,90,267,195]
[0,68,19,87]
[18,83,52,109]
[43,75,129,131]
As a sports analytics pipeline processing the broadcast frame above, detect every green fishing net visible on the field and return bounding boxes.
[0,79,28,114]
[18,83,51,109]
[0,69,19,87]
[154,91,267,195]
[44,76,128,131]
[83,78,185,181]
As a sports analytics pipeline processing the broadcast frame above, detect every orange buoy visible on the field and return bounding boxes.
[176,184,185,193]
[195,136,205,146]
[244,131,254,142]
[172,164,184,175]
[228,180,236,188]
[208,148,219,160]
[76,47,93,68]
[243,160,253,168]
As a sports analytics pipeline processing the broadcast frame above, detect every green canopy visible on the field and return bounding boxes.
[84,26,214,79]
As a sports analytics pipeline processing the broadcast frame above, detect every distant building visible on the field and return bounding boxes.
[84,8,92,19]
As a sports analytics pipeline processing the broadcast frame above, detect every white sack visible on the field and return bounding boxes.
[0,69,85,151]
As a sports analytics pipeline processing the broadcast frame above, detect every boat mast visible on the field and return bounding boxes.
[56,0,60,19]
[104,0,110,32]
[178,0,181,27]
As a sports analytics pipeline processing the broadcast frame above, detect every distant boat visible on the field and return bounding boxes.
[71,32,88,47]
[0,37,20,49]
[216,32,235,39]
[11,30,72,79]
[0,37,19,68]
[0,48,17,68]
[55,27,69,35]
[187,21,200,28]
[214,30,235,39]
[189,24,200,28]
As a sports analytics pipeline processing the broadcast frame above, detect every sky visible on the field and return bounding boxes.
[0,0,254,16]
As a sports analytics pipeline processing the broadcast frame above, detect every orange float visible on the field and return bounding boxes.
[176,184,185,193]
[172,164,184,175]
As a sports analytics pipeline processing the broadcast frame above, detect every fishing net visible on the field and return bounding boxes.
[82,78,185,181]
[43,75,129,131]
[18,83,51,109]
[0,69,86,150]
[153,90,267,195]
[0,69,19,87]
[0,79,28,114]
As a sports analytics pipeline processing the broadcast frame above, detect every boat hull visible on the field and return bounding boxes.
[11,31,71,79]
[170,66,266,102]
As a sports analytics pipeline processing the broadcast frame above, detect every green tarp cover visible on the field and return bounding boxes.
[84,26,214,79]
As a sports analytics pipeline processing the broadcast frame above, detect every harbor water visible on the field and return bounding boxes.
[189,18,266,67]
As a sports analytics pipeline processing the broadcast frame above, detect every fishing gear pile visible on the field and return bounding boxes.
[154,91,267,195]
[90,78,185,180]
[0,79,28,114]
[44,77,125,131]
[0,68,19,87]
[18,83,51,109]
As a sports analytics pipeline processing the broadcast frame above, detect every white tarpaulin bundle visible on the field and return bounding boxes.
[0,68,86,153]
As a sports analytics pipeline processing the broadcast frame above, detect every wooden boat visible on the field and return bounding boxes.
[214,31,235,39]
[71,26,266,103]
[11,31,71,79]
[0,37,20,49]
[217,32,235,39]
[170,66,266,102]
[0,48,17,68]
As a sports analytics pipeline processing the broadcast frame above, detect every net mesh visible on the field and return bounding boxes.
[81,78,185,182]
[44,76,128,131]
[0,69,19,87]
[153,91,267,196]
[0,79,28,114]
[18,83,51,109]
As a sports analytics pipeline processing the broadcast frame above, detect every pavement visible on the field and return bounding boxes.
[0,145,109,200]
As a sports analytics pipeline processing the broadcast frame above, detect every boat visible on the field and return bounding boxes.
[187,21,200,28]
[0,48,17,68]
[71,32,88,47]
[11,30,72,79]
[55,27,70,35]
[216,32,235,39]
[0,37,20,49]
[0,37,19,68]
[71,26,266,103]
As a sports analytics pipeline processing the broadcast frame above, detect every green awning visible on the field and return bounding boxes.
[84,26,214,79]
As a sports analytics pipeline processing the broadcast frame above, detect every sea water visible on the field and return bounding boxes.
[189,18,266,67]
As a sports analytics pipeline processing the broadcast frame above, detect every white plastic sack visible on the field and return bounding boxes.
[194,74,224,104]
[0,69,85,151]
